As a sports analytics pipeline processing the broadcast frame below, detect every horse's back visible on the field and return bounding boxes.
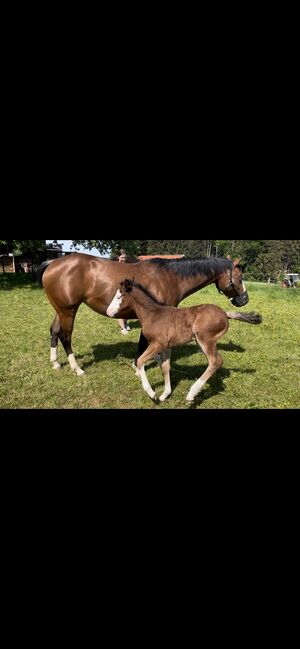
[42,254,145,316]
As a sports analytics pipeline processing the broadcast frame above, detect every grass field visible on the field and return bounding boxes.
[0,274,299,409]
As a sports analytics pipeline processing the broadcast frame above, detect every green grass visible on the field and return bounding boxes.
[0,274,299,409]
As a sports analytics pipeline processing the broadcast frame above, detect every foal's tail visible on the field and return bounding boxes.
[226,311,262,325]
[37,260,55,287]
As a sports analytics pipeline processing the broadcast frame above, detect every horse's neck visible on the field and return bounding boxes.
[176,272,216,301]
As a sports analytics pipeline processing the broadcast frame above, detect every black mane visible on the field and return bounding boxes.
[145,257,233,279]
[131,281,165,306]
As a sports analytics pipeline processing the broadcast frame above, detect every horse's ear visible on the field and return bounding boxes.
[124,279,133,291]
[233,258,241,267]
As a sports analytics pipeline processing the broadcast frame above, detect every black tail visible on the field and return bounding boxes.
[226,311,262,325]
[37,260,54,287]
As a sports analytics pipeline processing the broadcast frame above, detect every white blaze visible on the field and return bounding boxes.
[106,290,123,317]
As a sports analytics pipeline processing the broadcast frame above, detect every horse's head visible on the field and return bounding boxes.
[216,259,249,307]
[106,279,133,317]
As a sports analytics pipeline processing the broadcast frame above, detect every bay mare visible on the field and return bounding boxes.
[39,253,249,376]
[107,279,262,403]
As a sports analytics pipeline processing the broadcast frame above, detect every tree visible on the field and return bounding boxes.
[0,240,46,255]
[71,240,139,255]
[69,240,300,281]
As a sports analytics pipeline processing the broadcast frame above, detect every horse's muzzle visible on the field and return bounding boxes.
[231,291,249,307]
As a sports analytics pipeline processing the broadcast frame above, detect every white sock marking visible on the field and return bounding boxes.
[68,353,85,376]
[50,347,61,370]
[186,379,205,402]
[140,366,156,400]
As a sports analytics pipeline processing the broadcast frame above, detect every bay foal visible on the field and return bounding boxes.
[107,280,262,403]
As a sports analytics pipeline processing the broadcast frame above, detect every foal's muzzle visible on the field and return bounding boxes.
[231,291,249,307]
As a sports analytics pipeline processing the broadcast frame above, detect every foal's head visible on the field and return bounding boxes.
[106,279,134,317]
[216,259,249,307]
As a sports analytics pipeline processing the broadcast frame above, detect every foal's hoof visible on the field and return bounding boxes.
[159,392,170,402]
[186,395,194,403]
[132,361,141,377]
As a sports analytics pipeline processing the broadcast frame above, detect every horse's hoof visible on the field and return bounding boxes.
[186,396,194,402]
[76,369,85,376]
[52,362,62,370]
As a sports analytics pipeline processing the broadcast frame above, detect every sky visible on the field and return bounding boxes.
[46,240,103,256]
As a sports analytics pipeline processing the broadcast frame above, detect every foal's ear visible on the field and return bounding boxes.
[124,279,133,291]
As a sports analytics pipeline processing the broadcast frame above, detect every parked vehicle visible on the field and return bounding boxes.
[285,273,299,286]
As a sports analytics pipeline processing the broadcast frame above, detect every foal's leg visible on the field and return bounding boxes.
[58,308,84,376]
[159,350,172,402]
[50,314,62,370]
[186,337,223,402]
[136,343,163,400]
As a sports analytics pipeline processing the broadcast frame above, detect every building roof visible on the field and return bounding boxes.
[138,254,184,261]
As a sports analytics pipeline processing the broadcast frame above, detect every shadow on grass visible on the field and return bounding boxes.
[173,340,246,356]
[81,338,246,371]
[79,341,210,370]
[79,340,255,408]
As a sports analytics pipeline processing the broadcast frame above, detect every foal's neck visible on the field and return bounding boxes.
[129,288,164,323]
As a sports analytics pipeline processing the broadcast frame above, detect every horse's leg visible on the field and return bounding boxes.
[133,332,163,375]
[58,308,84,376]
[136,342,163,400]
[186,337,223,402]
[159,350,172,402]
[132,331,149,376]
[50,314,62,370]
[135,331,148,364]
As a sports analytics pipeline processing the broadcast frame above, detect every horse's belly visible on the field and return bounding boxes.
[84,297,110,316]
[85,296,137,320]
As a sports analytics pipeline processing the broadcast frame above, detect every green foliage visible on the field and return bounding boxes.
[3,240,299,281]
[71,240,139,256]
[69,240,300,281]
[0,240,46,255]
